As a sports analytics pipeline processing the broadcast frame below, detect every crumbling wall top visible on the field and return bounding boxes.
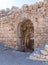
[0,0,48,20]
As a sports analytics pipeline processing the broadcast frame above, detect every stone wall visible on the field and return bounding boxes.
[0,0,48,50]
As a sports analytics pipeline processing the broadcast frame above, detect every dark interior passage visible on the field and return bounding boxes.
[18,19,34,52]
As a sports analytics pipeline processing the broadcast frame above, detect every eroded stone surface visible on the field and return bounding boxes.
[29,44,48,61]
[0,0,48,50]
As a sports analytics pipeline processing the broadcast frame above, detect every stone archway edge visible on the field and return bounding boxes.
[17,19,34,51]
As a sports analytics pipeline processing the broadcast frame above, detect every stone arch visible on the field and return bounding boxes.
[17,19,34,52]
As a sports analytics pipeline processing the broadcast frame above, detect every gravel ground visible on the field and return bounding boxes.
[0,42,48,65]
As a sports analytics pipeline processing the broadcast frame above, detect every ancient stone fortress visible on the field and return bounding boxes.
[0,0,48,51]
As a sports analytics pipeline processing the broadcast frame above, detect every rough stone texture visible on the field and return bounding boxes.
[29,43,48,61]
[0,0,48,50]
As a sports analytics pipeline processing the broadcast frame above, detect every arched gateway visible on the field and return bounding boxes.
[17,19,34,52]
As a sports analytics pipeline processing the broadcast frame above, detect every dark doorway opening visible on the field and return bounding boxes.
[18,19,34,52]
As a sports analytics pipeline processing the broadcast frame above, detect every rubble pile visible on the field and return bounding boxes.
[29,43,48,61]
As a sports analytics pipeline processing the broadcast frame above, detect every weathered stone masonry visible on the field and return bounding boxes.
[0,0,48,51]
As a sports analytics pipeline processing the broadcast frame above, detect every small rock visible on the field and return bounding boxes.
[40,50,48,55]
